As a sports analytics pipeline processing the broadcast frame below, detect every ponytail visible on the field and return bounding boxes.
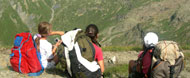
[91,39,101,47]
[35,36,40,52]
[35,21,52,51]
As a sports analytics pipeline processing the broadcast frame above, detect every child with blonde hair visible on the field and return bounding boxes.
[34,22,64,69]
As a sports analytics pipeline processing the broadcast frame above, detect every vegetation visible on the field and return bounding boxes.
[184,52,190,60]
[102,46,142,52]
[1,0,190,50]
[104,64,129,78]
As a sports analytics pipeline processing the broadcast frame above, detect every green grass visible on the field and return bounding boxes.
[181,45,190,50]
[184,52,190,60]
[55,62,130,78]
[0,0,153,46]
[0,0,28,47]
[1,0,190,49]
[104,64,129,78]
[102,46,142,52]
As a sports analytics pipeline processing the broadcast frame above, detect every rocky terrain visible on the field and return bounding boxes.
[0,48,189,78]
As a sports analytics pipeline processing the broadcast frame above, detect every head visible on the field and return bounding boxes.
[85,24,99,39]
[143,32,158,49]
[85,24,101,46]
[35,22,52,51]
[38,22,52,38]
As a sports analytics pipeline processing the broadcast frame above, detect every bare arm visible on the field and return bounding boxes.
[50,31,64,36]
[52,40,62,55]
[98,60,105,73]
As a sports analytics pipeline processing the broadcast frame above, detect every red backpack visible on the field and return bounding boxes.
[10,32,44,76]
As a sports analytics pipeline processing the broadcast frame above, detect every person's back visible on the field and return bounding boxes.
[60,29,102,78]
[151,41,185,78]
[138,50,152,75]
[85,24,105,77]
[39,39,54,68]
[34,22,63,69]
[93,43,103,62]
[128,32,158,78]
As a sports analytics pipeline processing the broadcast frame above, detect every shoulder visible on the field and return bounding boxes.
[138,51,144,57]
[92,43,102,53]
[40,40,52,47]
[92,43,101,50]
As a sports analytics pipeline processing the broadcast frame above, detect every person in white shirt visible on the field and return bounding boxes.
[34,22,64,69]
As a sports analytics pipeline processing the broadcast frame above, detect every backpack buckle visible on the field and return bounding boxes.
[10,53,14,57]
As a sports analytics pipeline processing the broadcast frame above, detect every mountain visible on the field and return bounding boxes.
[101,0,190,46]
[0,0,190,47]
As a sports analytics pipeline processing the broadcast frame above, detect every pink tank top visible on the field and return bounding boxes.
[93,43,103,61]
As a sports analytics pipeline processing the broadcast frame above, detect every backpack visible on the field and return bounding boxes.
[128,47,154,78]
[60,29,101,78]
[10,32,44,76]
[151,41,184,78]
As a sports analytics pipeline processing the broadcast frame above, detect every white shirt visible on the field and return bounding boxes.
[33,34,54,68]
[39,39,54,68]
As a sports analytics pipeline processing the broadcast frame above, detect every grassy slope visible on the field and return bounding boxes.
[0,0,190,49]
[101,0,190,48]
[0,0,28,47]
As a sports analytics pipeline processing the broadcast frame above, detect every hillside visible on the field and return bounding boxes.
[100,0,190,46]
[0,0,190,47]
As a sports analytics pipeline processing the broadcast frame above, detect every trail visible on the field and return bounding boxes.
[42,0,56,23]
[49,1,56,23]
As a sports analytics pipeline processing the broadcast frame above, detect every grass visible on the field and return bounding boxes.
[1,0,190,51]
[184,52,190,60]
[102,46,142,52]
[104,64,129,78]
[181,45,190,50]
[183,51,190,75]
[0,0,28,47]
[55,63,130,78]
[1,0,151,47]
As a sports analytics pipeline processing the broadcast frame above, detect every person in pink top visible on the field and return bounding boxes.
[85,24,105,77]
[93,43,104,61]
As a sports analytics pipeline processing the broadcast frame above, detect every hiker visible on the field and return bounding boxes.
[34,22,64,69]
[85,24,105,77]
[128,32,158,78]
[151,41,185,78]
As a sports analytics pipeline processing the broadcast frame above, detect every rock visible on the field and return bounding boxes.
[108,56,117,64]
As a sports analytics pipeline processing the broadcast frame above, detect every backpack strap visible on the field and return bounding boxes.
[152,60,162,71]
[137,46,155,78]
[17,33,31,73]
[137,47,154,65]
[86,39,95,60]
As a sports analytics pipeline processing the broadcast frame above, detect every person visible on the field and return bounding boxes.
[128,32,158,78]
[85,24,105,77]
[34,22,64,69]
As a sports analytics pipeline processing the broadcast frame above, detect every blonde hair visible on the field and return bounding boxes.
[38,22,52,37]
[35,22,52,51]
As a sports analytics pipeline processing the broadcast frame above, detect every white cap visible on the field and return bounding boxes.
[144,32,158,47]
